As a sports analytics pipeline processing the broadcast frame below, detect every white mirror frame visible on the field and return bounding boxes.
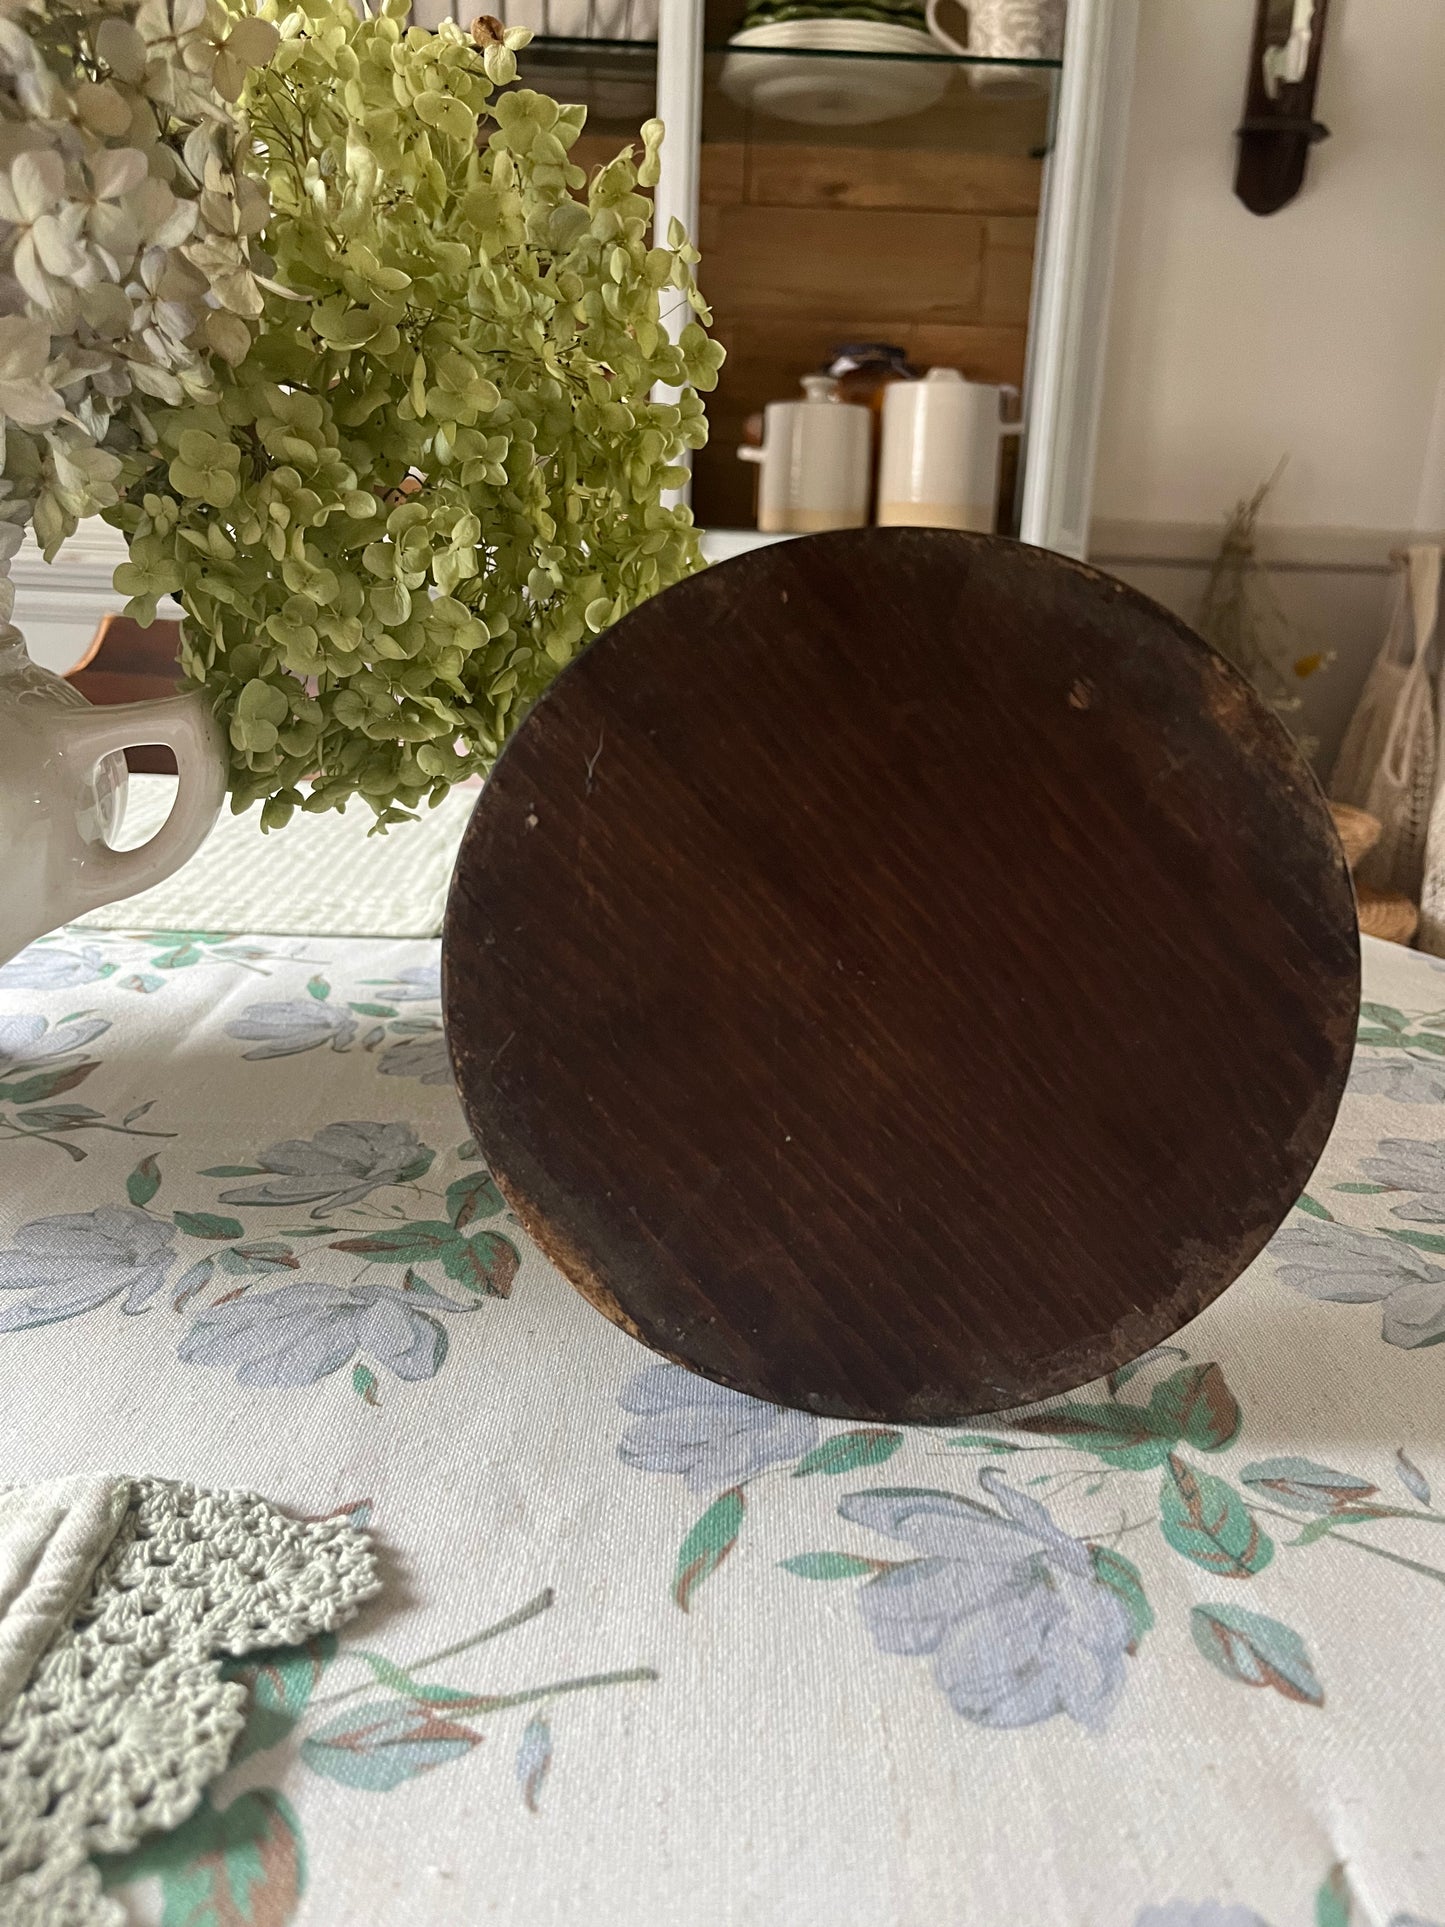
[656,0,1141,560]
[1018,0,1140,558]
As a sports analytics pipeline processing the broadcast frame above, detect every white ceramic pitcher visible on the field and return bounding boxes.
[0,626,226,966]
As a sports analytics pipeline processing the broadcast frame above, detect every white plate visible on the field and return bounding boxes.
[721,20,949,124]
[729,19,942,54]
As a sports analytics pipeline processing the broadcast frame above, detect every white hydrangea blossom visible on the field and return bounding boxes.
[0,0,278,622]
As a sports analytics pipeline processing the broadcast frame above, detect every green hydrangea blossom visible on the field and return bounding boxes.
[106,0,724,829]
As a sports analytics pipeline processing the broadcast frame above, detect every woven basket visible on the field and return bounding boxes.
[1357,882,1419,946]
[1330,802,1383,873]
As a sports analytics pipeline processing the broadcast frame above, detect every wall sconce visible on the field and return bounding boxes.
[1235,0,1332,214]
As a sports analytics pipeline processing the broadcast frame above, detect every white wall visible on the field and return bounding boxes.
[1088,0,1445,766]
[1094,0,1445,531]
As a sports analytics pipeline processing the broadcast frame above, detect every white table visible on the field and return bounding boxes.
[2,912,1442,1927]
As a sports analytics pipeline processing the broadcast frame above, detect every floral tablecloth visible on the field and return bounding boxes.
[2,921,1443,1927]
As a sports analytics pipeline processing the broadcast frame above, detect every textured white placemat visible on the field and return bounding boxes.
[75,775,477,937]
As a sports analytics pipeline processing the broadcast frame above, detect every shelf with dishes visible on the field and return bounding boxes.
[517,31,1060,134]
[515,31,1060,67]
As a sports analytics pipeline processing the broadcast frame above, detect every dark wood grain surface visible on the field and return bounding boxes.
[442,529,1359,1423]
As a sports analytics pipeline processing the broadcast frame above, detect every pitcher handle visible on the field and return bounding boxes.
[57,690,227,921]
[925,0,970,55]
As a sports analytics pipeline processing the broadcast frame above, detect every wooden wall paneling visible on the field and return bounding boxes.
[700,140,747,204]
[697,205,988,323]
[980,214,1039,325]
[743,144,1042,216]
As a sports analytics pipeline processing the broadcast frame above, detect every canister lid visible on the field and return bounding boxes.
[800,373,839,402]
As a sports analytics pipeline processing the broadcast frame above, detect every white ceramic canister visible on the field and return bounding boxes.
[739,375,871,535]
[877,367,1018,534]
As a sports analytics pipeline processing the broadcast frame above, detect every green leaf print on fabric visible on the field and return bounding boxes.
[1146,1364,1241,1451]
[1089,1546,1153,1651]
[224,1635,339,1765]
[1316,1863,1352,1927]
[1160,1456,1273,1578]
[173,1209,245,1241]
[99,1788,304,1927]
[1360,1002,1409,1032]
[1008,1362,1240,1469]
[1240,1459,1380,1513]
[220,1243,302,1275]
[0,1062,100,1105]
[1007,1400,1175,1469]
[126,1154,161,1207]
[1383,1227,1445,1256]
[793,1430,903,1477]
[353,1363,381,1406]
[439,1228,518,1297]
[674,1489,745,1611]
[779,1552,889,1581]
[445,1169,505,1227]
[1294,1194,1334,1221]
[329,1221,518,1296]
[1190,1605,1323,1705]
[943,1435,1022,1454]
[290,1588,657,1804]
[0,1010,169,1163]
[300,1700,480,1791]
[345,1653,482,1706]
[328,1220,460,1262]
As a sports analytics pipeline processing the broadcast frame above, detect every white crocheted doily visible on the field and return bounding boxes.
[0,1478,380,1926]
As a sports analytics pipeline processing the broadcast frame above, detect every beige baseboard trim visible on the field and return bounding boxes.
[1089,518,1442,574]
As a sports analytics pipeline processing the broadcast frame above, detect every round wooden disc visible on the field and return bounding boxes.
[442,530,1359,1423]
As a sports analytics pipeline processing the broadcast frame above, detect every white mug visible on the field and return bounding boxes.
[877,367,1019,535]
[739,376,871,536]
[925,0,1065,95]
